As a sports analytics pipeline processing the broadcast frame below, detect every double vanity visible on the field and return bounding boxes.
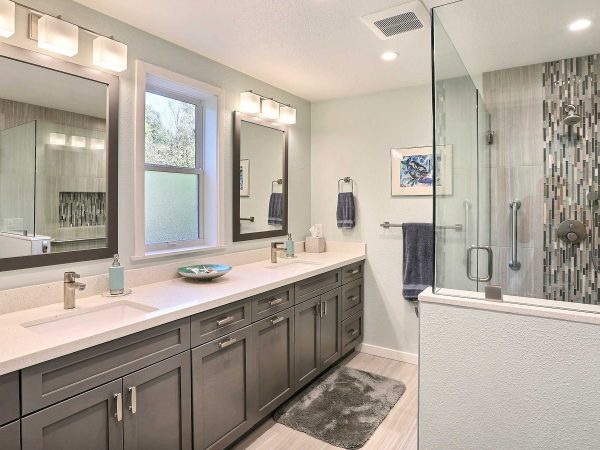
[0,247,365,450]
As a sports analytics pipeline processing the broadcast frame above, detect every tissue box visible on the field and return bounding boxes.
[305,236,326,253]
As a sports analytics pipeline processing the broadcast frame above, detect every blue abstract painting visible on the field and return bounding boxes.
[400,154,439,187]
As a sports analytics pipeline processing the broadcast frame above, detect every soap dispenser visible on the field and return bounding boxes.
[286,233,295,258]
[109,254,124,295]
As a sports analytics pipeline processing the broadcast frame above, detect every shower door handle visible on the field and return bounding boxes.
[466,245,493,282]
[509,200,521,271]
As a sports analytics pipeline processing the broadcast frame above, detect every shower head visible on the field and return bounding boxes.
[564,104,581,126]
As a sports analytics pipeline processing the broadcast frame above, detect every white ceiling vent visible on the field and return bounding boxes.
[361,1,430,40]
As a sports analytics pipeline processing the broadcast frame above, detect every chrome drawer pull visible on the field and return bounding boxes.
[270,316,285,325]
[268,298,284,306]
[113,393,123,422]
[347,295,359,303]
[324,301,328,317]
[347,268,360,275]
[217,316,235,327]
[128,386,137,414]
[348,328,359,337]
[219,337,237,348]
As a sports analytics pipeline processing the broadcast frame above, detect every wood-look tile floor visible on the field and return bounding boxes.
[233,353,418,450]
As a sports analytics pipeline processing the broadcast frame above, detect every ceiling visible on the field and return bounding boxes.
[74,0,450,101]
[74,0,600,102]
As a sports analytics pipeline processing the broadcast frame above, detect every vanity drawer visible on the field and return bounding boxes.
[21,318,190,415]
[341,278,364,320]
[252,285,294,322]
[341,311,363,354]
[0,420,20,450]
[191,300,251,347]
[294,269,341,304]
[341,262,364,284]
[0,372,20,426]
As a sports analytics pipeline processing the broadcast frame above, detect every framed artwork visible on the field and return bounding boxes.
[240,159,250,197]
[390,145,453,196]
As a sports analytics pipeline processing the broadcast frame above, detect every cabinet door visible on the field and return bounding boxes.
[22,379,123,450]
[320,288,342,368]
[0,420,20,450]
[252,308,294,420]
[294,296,321,389]
[192,327,256,450]
[123,352,192,450]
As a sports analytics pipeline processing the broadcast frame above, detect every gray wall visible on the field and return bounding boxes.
[311,86,432,357]
[0,0,311,289]
[419,299,600,449]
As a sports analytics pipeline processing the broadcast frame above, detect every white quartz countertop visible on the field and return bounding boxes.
[0,249,365,375]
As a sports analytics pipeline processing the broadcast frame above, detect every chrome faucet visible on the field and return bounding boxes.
[64,272,86,309]
[270,242,285,263]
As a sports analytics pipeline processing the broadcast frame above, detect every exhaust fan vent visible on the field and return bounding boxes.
[361,1,430,40]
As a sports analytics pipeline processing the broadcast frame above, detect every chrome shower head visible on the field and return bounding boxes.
[564,104,581,126]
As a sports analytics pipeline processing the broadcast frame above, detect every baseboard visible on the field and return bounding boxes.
[358,343,418,365]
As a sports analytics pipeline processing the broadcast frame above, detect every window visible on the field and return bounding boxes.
[134,62,222,258]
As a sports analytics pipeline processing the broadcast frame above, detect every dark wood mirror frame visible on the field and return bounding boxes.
[232,111,288,242]
[0,42,118,272]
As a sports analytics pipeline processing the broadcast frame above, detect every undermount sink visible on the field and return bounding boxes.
[21,301,158,334]
[265,259,321,270]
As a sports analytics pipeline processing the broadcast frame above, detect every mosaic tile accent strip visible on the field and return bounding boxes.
[59,192,106,228]
[543,54,600,304]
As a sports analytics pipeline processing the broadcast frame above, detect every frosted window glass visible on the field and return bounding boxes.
[145,171,199,244]
[145,91,196,168]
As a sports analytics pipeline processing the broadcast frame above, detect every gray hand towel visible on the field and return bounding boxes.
[336,192,355,229]
[402,223,434,300]
[268,193,283,225]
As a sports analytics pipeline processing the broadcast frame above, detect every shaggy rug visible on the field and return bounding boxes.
[273,365,406,449]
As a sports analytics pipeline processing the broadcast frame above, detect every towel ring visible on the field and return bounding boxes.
[338,177,354,194]
[272,178,283,193]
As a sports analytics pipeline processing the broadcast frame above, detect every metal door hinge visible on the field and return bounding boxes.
[486,130,495,145]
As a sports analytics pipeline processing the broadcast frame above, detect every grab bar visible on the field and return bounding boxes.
[508,200,521,271]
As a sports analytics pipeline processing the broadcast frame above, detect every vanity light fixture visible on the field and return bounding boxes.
[70,135,86,148]
[0,0,15,38]
[279,105,297,125]
[261,98,280,120]
[93,35,127,72]
[48,132,66,146]
[37,15,79,57]
[240,91,261,114]
[569,19,591,32]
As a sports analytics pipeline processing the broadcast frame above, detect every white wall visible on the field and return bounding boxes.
[311,86,432,357]
[419,299,600,449]
[0,0,311,290]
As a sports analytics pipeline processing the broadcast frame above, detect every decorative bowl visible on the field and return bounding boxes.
[177,264,232,280]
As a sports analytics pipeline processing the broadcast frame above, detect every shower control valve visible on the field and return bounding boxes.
[557,219,587,245]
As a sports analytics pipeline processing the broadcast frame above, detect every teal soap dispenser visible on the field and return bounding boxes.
[286,233,295,258]
[109,254,125,295]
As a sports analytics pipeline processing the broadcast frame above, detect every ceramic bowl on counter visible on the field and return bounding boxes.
[177,264,232,280]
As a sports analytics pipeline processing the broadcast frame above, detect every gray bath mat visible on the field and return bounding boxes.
[273,366,406,449]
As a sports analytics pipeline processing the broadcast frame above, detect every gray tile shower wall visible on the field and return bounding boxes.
[543,54,600,304]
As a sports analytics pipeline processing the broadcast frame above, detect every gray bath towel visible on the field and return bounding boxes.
[402,223,434,300]
[268,193,283,225]
[337,192,355,229]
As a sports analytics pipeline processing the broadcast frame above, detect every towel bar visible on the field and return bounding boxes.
[338,177,354,193]
[380,221,462,231]
[240,217,255,222]
[271,179,283,193]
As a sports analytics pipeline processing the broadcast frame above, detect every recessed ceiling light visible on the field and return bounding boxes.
[569,19,591,32]
[381,51,398,61]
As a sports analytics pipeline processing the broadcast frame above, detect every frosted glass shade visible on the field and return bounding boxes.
[71,136,86,148]
[0,0,15,38]
[48,133,66,145]
[240,91,261,114]
[279,106,297,125]
[93,36,128,72]
[37,15,79,57]
[90,138,105,150]
[261,99,279,120]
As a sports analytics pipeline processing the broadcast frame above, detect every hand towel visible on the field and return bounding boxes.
[336,192,355,229]
[268,193,283,225]
[402,223,434,300]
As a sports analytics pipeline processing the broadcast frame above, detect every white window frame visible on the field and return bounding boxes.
[133,61,224,259]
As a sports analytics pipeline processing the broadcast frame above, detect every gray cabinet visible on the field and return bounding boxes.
[22,379,124,450]
[252,308,294,420]
[0,372,19,425]
[294,296,321,389]
[123,353,192,450]
[320,288,342,368]
[192,327,256,450]
[0,420,20,450]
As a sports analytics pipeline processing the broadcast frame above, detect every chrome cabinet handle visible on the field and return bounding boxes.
[347,295,359,303]
[324,301,328,317]
[347,268,359,275]
[128,386,137,414]
[268,298,284,306]
[316,302,322,317]
[348,328,359,337]
[509,200,521,271]
[270,316,285,325]
[114,393,123,422]
[218,337,237,349]
[217,316,234,327]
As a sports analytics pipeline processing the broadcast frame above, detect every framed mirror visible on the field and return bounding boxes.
[0,42,118,271]
[232,111,288,242]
